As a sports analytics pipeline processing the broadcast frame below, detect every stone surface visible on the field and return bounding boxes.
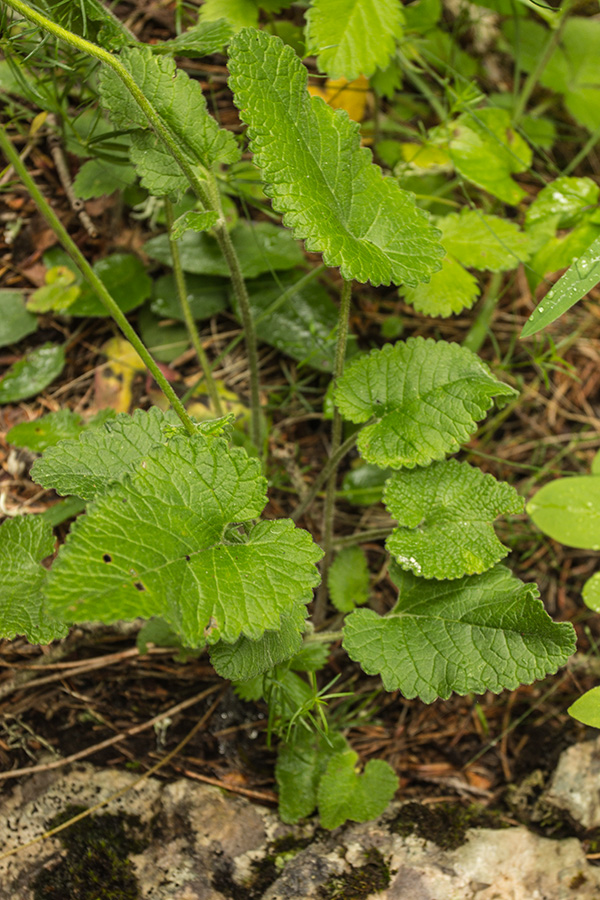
[544,735,600,830]
[2,763,600,899]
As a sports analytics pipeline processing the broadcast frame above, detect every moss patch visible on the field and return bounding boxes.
[318,848,391,900]
[391,801,506,851]
[33,805,147,900]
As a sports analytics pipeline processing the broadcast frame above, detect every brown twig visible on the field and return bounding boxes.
[176,768,278,805]
[46,114,97,237]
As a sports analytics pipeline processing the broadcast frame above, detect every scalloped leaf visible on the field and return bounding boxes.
[317,750,399,830]
[170,210,219,240]
[400,255,480,318]
[334,337,517,469]
[44,433,323,647]
[276,729,349,824]
[0,516,67,643]
[306,0,404,81]
[228,28,443,287]
[153,19,234,57]
[439,210,531,272]
[31,407,180,501]
[343,564,576,703]
[99,46,240,197]
[384,460,524,579]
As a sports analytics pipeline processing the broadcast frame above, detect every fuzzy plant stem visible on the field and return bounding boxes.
[164,199,224,417]
[0,127,196,436]
[463,271,504,354]
[314,279,353,624]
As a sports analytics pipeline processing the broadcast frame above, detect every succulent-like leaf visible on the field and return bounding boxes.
[228,29,443,287]
[384,460,524,579]
[44,433,323,647]
[0,517,67,643]
[343,564,576,703]
[328,546,370,612]
[99,46,240,197]
[306,0,403,81]
[276,729,349,823]
[31,408,179,501]
[317,749,399,830]
[334,337,517,469]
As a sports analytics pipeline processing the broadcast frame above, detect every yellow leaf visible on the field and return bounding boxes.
[95,337,146,413]
[400,143,452,169]
[30,111,48,137]
[309,75,370,122]
[187,380,250,425]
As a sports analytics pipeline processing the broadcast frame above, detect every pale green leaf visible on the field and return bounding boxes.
[334,337,517,469]
[439,210,531,271]
[384,460,523,579]
[592,450,600,476]
[0,516,67,643]
[44,433,322,647]
[199,0,259,28]
[42,496,87,529]
[340,463,391,505]
[527,476,600,549]
[583,573,600,613]
[0,343,65,404]
[343,564,576,703]
[31,407,179,501]
[68,254,152,317]
[99,46,240,197]
[209,604,308,680]
[0,291,38,347]
[27,267,80,314]
[73,158,137,200]
[137,307,189,363]
[317,750,399,829]
[228,29,443,287]
[170,210,219,240]
[400,255,480,318]
[522,234,600,338]
[276,729,349,824]
[306,0,404,81]
[525,177,599,230]
[569,687,600,728]
[328,547,370,612]
[153,19,234,57]
[8,409,84,452]
[145,220,303,278]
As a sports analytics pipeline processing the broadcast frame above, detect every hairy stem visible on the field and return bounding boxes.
[314,279,353,624]
[291,430,359,522]
[0,127,196,436]
[164,199,224,417]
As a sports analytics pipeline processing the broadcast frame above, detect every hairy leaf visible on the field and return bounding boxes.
[199,0,260,28]
[170,210,219,240]
[0,517,66,643]
[439,210,531,271]
[317,750,399,829]
[384,460,523,579]
[400,255,480,318]
[210,604,308,680]
[343,564,576,703]
[306,0,404,81]
[334,337,516,469]
[527,476,600,549]
[0,343,65,404]
[276,729,349,823]
[153,19,234,57]
[73,158,137,199]
[0,290,38,347]
[228,29,443,286]
[328,547,370,612]
[44,433,322,647]
[99,46,239,197]
[31,407,179,500]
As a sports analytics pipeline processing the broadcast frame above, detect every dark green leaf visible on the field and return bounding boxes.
[0,291,38,347]
[210,604,308,680]
[276,729,349,823]
[0,343,65,404]
[68,254,152,317]
[318,750,398,829]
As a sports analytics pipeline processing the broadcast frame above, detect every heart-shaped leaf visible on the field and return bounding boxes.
[317,749,399,830]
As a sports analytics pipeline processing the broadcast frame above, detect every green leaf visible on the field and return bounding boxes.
[170,210,219,240]
[228,29,443,287]
[569,687,600,728]
[525,177,599,231]
[44,432,323,647]
[68,253,152,317]
[0,343,65,404]
[199,0,260,28]
[210,604,308,680]
[8,409,84,452]
[521,234,600,338]
[137,306,189,363]
[42,496,87,529]
[289,641,331,672]
[73,158,137,200]
[306,0,404,81]
[317,750,399,829]
[583,573,600,613]
[276,729,349,823]
[153,19,234,57]
[592,450,600,476]
[99,46,240,197]
[0,516,67,643]
[27,266,80,314]
[340,463,392,505]
[31,407,181,501]
[151,273,228,321]
[384,460,523,579]
[145,220,304,278]
[334,337,516,469]
[328,547,370,612]
[0,290,38,347]
[439,210,531,271]
[527,476,600,549]
[400,255,480,318]
[440,108,532,204]
[343,564,576,702]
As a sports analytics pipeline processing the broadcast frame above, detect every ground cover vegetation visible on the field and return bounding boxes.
[1,0,600,841]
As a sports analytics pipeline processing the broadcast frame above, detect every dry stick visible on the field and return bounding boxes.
[314,279,353,624]
[0,683,221,782]
[0,686,226,864]
[177,768,277,804]
[163,198,224,417]
[46,113,97,237]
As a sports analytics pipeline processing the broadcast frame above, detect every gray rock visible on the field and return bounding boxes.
[544,736,600,829]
